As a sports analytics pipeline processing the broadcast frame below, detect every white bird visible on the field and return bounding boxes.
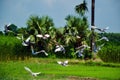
[36,34,50,39]
[96,26,109,32]
[75,49,84,57]
[24,66,41,77]
[75,44,90,57]
[31,46,48,56]
[91,26,109,32]
[93,43,105,53]
[76,45,90,50]
[57,60,68,66]
[55,45,65,54]
[97,36,109,41]
[22,36,31,46]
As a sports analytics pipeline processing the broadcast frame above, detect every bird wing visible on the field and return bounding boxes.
[36,34,43,38]
[44,34,50,38]
[22,42,29,46]
[64,60,68,64]
[55,48,61,52]
[57,61,62,65]
[104,26,109,30]
[40,50,48,56]
[25,36,31,42]
[32,72,41,76]
[24,66,33,74]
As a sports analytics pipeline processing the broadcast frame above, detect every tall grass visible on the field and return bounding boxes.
[0,35,31,61]
[98,44,120,63]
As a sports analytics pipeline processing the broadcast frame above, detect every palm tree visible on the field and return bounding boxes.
[26,15,56,53]
[75,0,88,16]
[64,15,78,46]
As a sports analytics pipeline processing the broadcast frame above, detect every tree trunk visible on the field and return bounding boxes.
[90,0,95,52]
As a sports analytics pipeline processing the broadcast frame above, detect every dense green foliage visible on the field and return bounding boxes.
[0,35,31,61]
[98,33,120,63]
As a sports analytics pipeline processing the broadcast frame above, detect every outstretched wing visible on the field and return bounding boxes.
[64,60,68,64]
[24,66,32,73]
[57,61,62,65]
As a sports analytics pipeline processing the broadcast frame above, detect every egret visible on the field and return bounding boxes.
[75,49,84,57]
[24,66,41,77]
[75,45,90,57]
[31,46,48,56]
[96,26,109,32]
[97,36,109,41]
[91,26,109,32]
[76,45,90,50]
[57,60,68,66]
[36,34,50,39]
[22,36,31,46]
[54,45,65,54]
[93,42,105,53]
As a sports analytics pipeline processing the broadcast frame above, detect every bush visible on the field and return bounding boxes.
[0,35,31,61]
[98,44,120,63]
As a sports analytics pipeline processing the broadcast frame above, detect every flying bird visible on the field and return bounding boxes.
[31,46,48,56]
[96,26,109,32]
[93,42,105,53]
[91,26,109,32]
[97,36,109,41]
[75,44,90,57]
[55,45,65,54]
[36,34,50,39]
[57,60,68,66]
[22,36,31,46]
[24,66,41,77]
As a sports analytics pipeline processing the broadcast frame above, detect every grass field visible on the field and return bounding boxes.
[0,58,120,80]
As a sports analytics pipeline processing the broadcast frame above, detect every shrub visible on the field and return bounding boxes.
[0,35,31,61]
[98,44,120,63]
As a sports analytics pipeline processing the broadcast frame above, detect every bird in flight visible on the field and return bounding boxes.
[97,36,109,42]
[55,45,65,54]
[24,66,41,77]
[36,34,50,39]
[57,60,68,66]
[91,26,109,32]
[30,46,48,56]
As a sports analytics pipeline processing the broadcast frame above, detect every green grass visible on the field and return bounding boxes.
[0,58,120,80]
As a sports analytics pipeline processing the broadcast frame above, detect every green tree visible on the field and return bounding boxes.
[26,15,56,53]
[75,0,88,16]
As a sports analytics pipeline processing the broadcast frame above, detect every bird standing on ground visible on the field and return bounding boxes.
[24,66,41,77]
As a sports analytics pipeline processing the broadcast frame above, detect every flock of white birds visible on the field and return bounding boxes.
[5,24,109,76]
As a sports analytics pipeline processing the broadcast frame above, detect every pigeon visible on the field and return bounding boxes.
[24,66,41,77]
[55,45,65,54]
[57,60,68,66]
